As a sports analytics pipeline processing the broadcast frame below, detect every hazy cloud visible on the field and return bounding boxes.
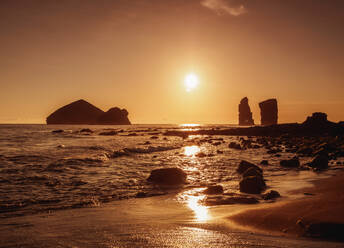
[201,0,247,16]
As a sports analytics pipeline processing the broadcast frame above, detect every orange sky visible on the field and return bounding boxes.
[1,0,343,124]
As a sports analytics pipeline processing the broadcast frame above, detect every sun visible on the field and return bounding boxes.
[184,73,199,92]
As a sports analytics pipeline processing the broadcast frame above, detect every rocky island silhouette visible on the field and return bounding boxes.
[46,99,131,125]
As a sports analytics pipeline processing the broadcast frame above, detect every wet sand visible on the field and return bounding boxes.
[1,183,344,248]
[228,171,344,240]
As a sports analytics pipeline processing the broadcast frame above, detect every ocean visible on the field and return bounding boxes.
[2,123,341,220]
[1,124,344,247]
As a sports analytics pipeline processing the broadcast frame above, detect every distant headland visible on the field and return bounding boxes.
[46,99,131,125]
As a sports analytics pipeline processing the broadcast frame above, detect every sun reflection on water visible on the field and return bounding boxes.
[179,188,210,222]
[184,145,201,156]
[179,123,201,131]
[180,124,200,127]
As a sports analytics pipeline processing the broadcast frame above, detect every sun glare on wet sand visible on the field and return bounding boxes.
[180,188,210,222]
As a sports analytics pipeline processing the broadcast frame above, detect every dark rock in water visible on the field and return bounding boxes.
[147,168,187,185]
[97,107,130,125]
[297,147,314,156]
[259,99,278,126]
[239,97,254,126]
[135,191,147,198]
[46,99,131,125]
[52,129,64,133]
[111,150,130,158]
[237,160,262,174]
[262,190,281,200]
[196,152,207,158]
[203,185,224,195]
[127,133,138,136]
[309,155,329,170]
[267,148,282,154]
[229,142,242,150]
[80,128,93,133]
[280,157,300,168]
[99,131,118,136]
[243,167,263,178]
[260,160,269,165]
[239,176,266,194]
[313,147,329,157]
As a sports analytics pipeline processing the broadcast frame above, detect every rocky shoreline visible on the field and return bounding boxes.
[164,112,344,137]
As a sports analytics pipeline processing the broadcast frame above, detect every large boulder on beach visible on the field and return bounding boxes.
[243,167,263,178]
[309,155,329,170]
[46,99,131,125]
[239,176,266,194]
[259,99,278,126]
[239,97,254,126]
[147,168,187,185]
[237,160,262,174]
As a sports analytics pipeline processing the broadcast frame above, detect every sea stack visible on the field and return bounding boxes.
[46,99,131,125]
[259,99,278,126]
[239,97,254,126]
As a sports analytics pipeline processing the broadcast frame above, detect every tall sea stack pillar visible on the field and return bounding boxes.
[239,97,254,126]
[259,99,278,125]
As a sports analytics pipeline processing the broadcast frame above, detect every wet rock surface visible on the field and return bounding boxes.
[239,176,266,194]
[147,168,187,185]
[237,160,263,174]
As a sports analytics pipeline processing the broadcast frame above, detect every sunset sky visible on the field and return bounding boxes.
[1,0,343,124]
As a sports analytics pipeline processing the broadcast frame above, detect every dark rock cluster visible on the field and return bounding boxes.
[165,112,344,137]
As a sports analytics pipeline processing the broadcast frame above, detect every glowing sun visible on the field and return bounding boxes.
[184,73,199,92]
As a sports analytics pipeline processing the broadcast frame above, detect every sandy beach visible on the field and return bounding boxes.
[1,172,344,247]
[228,171,344,241]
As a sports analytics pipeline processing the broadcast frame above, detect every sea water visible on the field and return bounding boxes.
[0,124,340,219]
